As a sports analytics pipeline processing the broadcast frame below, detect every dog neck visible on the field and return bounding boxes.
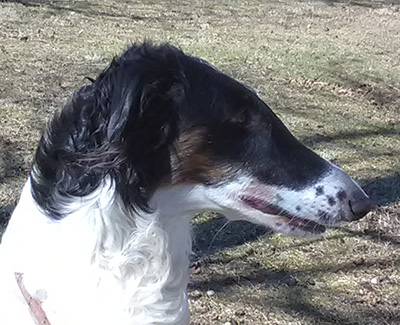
[88,183,193,324]
[7,180,192,325]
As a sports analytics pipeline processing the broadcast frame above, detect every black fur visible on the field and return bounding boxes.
[31,44,187,218]
[31,43,329,219]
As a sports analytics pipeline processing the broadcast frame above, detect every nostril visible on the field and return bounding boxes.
[349,198,374,221]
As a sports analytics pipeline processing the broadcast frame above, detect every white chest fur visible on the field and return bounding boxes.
[0,180,192,325]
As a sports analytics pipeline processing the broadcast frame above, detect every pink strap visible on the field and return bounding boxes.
[15,273,51,325]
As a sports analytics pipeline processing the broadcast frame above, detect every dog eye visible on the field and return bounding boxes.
[232,109,250,125]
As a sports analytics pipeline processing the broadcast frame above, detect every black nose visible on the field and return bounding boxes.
[349,196,374,221]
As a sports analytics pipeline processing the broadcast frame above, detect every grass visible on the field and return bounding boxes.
[1,0,399,324]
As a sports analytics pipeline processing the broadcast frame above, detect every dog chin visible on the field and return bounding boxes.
[269,216,328,238]
[249,213,328,238]
[238,195,328,237]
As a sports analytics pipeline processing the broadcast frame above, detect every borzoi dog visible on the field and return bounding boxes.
[0,43,372,324]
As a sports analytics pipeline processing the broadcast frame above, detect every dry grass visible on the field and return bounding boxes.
[0,0,399,324]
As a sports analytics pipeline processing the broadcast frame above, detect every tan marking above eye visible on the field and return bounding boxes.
[170,127,236,185]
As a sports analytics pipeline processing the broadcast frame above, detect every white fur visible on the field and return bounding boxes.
[0,179,192,325]
[277,164,368,224]
[0,165,367,324]
[0,175,260,324]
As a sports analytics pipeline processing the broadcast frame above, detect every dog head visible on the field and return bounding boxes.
[31,43,373,236]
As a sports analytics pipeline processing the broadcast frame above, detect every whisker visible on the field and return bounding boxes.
[207,218,231,254]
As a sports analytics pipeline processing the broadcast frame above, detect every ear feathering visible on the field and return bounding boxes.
[30,44,188,219]
[1,43,373,325]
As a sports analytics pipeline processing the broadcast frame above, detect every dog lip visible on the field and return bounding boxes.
[284,216,326,234]
[240,195,326,234]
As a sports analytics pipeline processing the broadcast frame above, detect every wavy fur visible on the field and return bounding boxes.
[0,43,372,324]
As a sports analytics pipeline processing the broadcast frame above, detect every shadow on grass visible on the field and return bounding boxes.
[282,223,400,250]
[190,256,400,324]
[280,288,400,325]
[189,267,298,292]
[0,136,28,182]
[323,0,400,8]
[361,172,400,206]
[342,226,400,246]
[192,253,400,291]
[1,0,148,20]
[192,215,271,257]
[301,125,399,149]
[0,204,14,235]
[0,136,28,232]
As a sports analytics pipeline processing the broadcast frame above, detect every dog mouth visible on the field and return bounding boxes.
[240,195,327,234]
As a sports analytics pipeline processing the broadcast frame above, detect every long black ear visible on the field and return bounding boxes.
[31,44,187,218]
[102,45,188,210]
[100,46,187,149]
